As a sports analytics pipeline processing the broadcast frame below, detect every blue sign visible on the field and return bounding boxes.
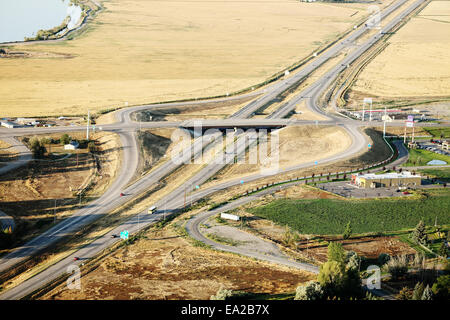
[368,144,372,148]
[240,180,244,184]
[314,161,318,165]
[120,230,129,240]
[195,185,199,189]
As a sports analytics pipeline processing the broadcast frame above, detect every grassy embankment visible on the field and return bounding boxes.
[423,127,450,139]
[405,149,450,166]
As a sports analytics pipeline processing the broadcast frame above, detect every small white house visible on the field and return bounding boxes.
[1,121,18,128]
[64,141,79,150]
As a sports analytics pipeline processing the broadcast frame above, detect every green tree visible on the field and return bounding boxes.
[377,253,391,266]
[319,242,363,299]
[438,242,448,258]
[421,285,433,300]
[412,282,424,300]
[88,141,96,153]
[327,242,346,266]
[432,275,450,300]
[343,221,352,240]
[40,137,51,154]
[318,260,346,297]
[30,137,46,158]
[411,220,427,245]
[60,133,71,145]
[346,251,361,271]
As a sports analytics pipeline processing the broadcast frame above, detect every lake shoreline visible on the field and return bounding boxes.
[0,0,102,46]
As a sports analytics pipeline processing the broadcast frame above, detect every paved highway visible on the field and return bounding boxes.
[0,0,435,299]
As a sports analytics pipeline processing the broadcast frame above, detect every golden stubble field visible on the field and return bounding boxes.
[352,0,450,98]
[201,125,352,189]
[0,0,376,117]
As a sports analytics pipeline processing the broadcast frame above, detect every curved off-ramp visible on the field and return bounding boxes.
[0,137,32,176]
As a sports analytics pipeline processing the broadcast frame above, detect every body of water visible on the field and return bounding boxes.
[0,0,82,43]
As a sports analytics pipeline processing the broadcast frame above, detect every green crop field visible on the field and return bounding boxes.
[418,167,450,181]
[423,127,450,139]
[405,149,450,167]
[248,189,450,235]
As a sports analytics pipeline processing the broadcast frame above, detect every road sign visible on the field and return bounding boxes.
[120,230,129,240]
[240,180,244,184]
[363,98,373,104]
[406,121,414,128]
[407,115,414,122]
[195,185,199,189]
[368,144,372,148]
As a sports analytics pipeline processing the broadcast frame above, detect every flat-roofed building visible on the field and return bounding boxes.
[0,121,18,129]
[443,140,449,151]
[351,171,421,189]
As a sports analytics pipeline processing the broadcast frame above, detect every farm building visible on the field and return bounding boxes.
[351,171,421,189]
[0,121,18,128]
[64,141,79,150]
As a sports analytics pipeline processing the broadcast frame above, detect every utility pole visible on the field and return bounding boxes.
[86,110,90,140]
[362,104,365,122]
[383,105,387,138]
[404,123,407,144]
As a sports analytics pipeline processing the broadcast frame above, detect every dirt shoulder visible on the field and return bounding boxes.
[0,140,19,163]
[0,131,121,255]
[41,218,315,300]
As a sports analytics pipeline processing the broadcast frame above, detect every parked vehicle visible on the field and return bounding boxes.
[148,206,157,214]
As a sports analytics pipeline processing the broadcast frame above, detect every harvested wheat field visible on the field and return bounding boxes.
[202,125,352,188]
[352,0,450,98]
[42,225,315,300]
[0,0,374,117]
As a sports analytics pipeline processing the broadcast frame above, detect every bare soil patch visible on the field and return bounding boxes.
[0,131,121,254]
[41,225,315,300]
[0,140,18,163]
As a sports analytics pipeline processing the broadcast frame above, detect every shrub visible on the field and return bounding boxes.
[421,285,433,300]
[412,282,424,300]
[377,253,391,266]
[210,288,250,300]
[432,275,450,300]
[386,255,408,280]
[397,287,413,300]
[294,281,324,300]
[60,133,71,145]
